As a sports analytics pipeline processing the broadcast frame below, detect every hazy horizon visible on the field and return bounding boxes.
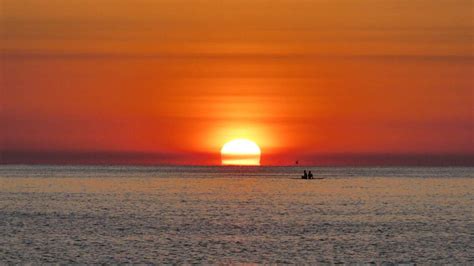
[2,149,473,166]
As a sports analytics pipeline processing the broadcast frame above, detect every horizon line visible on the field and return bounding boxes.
[1,150,473,167]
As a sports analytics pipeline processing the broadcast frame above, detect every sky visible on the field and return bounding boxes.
[1,0,473,165]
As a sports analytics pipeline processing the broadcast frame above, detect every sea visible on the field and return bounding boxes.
[0,165,473,264]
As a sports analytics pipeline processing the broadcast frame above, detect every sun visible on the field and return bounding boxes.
[221,138,261,166]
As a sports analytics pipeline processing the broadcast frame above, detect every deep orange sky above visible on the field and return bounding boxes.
[1,0,473,165]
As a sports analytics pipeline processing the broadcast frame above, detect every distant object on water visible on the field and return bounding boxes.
[302,170,308,179]
[301,170,321,180]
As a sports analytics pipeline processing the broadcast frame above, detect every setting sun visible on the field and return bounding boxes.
[221,139,261,166]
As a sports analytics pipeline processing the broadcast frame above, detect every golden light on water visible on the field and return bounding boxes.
[220,139,261,166]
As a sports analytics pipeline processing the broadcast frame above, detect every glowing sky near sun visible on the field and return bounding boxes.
[1,0,473,165]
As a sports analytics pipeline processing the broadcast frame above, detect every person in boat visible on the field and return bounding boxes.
[301,170,308,179]
[308,171,313,179]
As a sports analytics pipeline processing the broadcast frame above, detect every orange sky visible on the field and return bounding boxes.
[1,0,473,165]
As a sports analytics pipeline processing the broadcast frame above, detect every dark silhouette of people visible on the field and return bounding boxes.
[301,170,314,179]
[301,170,308,179]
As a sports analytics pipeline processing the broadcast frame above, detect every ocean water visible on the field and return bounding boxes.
[0,165,473,264]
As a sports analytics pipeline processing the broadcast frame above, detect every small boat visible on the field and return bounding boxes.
[301,173,324,180]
